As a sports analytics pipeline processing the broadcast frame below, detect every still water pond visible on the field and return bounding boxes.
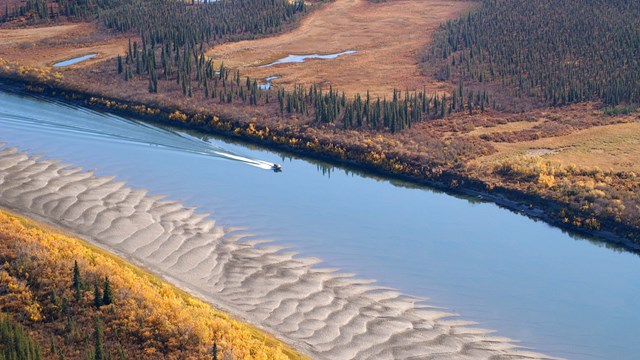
[0,87,638,359]
[258,50,357,67]
[53,54,97,67]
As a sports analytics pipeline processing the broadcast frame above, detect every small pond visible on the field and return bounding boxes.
[258,50,357,67]
[258,76,281,90]
[53,54,97,67]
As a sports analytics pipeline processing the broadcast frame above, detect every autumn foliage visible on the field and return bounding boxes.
[0,210,305,360]
[491,157,640,234]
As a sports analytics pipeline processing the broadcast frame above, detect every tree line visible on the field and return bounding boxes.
[99,0,490,133]
[120,34,492,133]
[115,20,491,134]
[101,0,306,48]
[2,0,305,42]
[2,0,494,133]
[425,0,640,106]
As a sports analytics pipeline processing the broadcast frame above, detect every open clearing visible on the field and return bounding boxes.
[207,0,474,96]
[464,119,544,137]
[0,23,128,68]
[476,121,640,173]
[0,24,80,45]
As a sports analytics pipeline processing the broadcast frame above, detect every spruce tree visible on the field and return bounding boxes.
[93,318,105,360]
[212,343,218,360]
[117,55,123,74]
[50,289,58,306]
[73,260,81,290]
[73,261,82,302]
[93,281,102,308]
[102,277,114,306]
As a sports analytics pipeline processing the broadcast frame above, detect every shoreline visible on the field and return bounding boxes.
[1,76,638,254]
[0,147,558,359]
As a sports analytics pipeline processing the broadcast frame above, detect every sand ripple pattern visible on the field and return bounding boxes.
[0,148,557,360]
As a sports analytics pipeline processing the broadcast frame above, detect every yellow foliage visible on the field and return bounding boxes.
[0,60,62,83]
[584,218,601,230]
[496,156,566,181]
[537,173,556,188]
[169,110,188,122]
[0,270,42,322]
[0,210,306,360]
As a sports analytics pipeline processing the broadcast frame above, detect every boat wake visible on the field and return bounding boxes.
[0,100,276,170]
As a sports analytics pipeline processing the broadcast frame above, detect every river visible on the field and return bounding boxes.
[0,86,638,359]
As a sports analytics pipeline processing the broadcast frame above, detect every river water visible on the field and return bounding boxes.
[0,87,637,360]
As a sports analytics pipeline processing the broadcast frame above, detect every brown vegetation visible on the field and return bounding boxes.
[0,24,78,44]
[477,122,640,174]
[461,104,640,173]
[206,0,474,97]
[486,157,640,235]
[0,22,128,68]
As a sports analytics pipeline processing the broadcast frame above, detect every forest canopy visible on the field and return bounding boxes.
[426,0,640,106]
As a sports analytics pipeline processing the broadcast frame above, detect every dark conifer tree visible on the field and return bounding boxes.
[94,281,103,308]
[117,55,123,74]
[102,277,114,306]
[93,318,105,360]
[72,260,81,290]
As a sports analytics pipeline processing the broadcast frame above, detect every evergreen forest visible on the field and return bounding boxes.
[426,0,640,106]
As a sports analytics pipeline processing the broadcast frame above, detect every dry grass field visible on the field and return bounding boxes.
[0,22,128,68]
[0,24,79,45]
[464,119,544,137]
[207,0,474,97]
[455,102,640,174]
[482,122,640,173]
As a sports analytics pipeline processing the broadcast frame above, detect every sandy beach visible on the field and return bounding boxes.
[0,146,557,360]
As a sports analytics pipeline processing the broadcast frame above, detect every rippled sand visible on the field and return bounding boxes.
[0,147,557,360]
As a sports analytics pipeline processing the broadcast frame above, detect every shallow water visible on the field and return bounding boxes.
[257,50,357,67]
[258,76,281,90]
[1,87,639,360]
[53,54,98,67]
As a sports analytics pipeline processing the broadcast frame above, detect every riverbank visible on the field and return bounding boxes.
[1,71,637,253]
[0,146,559,360]
[0,208,306,360]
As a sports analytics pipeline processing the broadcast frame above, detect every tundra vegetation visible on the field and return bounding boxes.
[0,0,638,241]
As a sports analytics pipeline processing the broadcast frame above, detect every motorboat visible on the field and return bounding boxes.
[271,163,282,172]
